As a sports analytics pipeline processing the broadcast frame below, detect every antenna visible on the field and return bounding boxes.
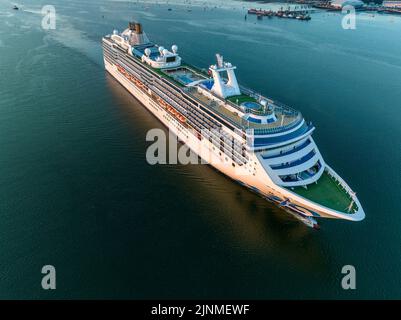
[216,54,224,68]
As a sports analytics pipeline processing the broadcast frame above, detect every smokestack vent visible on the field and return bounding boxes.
[129,21,142,34]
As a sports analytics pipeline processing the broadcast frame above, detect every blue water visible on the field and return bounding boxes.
[0,0,400,299]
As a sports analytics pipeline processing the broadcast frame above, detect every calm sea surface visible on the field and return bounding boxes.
[0,0,400,299]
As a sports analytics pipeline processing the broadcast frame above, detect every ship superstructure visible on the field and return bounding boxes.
[102,22,365,227]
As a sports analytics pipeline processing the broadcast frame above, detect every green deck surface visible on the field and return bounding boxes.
[150,67,185,87]
[288,171,357,213]
[227,94,257,106]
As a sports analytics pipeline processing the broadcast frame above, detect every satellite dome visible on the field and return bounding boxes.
[113,29,118,35]
[162,49,169,56]
[144,48,151,57]
[158,46,165,54]
[171,45,178,53]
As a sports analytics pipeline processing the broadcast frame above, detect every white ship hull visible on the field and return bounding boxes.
[105,59,365,225]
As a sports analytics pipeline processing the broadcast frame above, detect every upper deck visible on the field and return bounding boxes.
[157,65,303,136]
[104,23,306,140]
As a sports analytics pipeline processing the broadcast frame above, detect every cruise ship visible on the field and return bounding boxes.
[102,22,365,228]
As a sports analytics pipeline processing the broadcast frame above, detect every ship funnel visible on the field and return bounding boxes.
[126,21,150,46]
[129,21,143,34]
[209,53,241,99]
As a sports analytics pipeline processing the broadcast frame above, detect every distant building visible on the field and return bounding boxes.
[382,1,401,8]
[330,0,364,8]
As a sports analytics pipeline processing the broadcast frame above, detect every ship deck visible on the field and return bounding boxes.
[183,82,301,133]
[142,58,302,134]
[287,171,357,213]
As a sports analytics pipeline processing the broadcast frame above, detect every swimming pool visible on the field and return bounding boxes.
[177,74,194,84]
[201,79,214,90]
[166,68,204,85]
[241,101,261,110]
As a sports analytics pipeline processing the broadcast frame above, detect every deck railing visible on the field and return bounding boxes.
[252,115,303,135]
[240,84,300,115]
[325,167,358,213]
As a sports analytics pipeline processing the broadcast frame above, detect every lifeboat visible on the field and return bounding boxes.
[157,98,186,123]
[115,66,148,91]
[178,115,186,123]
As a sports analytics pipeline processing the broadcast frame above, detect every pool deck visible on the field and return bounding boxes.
[186,87,300,132]
[163,67,205,85]
[147,63,301,133]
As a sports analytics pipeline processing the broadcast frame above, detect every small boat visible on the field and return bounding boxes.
[286,208,320,229]
[13,5,19,10]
